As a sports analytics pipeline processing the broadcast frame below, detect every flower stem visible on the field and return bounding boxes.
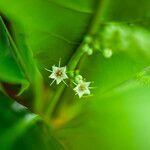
[88,0,105,35]
[44,43,85,116]
[45,0,105,118]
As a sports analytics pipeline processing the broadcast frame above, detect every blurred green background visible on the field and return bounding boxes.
[0,0,150,150]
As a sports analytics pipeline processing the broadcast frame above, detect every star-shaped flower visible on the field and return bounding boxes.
[73,81,91,98]
[45,59,68,85]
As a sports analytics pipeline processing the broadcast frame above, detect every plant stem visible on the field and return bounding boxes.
[45,0,105,117]
[45,43,85,116]
[88,0,105,35]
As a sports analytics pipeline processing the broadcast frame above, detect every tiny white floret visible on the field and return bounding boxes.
[74,81,91,98]
[45,59,68,85]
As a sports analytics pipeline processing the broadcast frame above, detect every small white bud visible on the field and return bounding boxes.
[75,75,83,83]
[83,44,93,55]
[84,36,93,43]
[103,48,113,58]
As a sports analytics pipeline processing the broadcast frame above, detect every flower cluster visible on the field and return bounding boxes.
[45,60,92,98]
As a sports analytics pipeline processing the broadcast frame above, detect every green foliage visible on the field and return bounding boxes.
[0,92,64,150]
[0,17,28,86]
[0,0,150,150]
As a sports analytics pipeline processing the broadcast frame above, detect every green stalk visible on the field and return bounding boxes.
[45,0,105,117]
[45,43,85,116]
[88,0,105,35]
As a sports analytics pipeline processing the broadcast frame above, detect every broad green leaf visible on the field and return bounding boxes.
[136,66,150,86]
[0,16,44,112]
[0,17,29,87]
[55,80,150,150]
[0,92,64,150]
[101,0,150,21]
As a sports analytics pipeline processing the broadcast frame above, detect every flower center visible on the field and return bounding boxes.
[79,84,86,92]
[55,69,63,77]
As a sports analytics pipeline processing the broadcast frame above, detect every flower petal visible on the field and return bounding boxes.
[56,78,62,84]
[49,73,56,79]
[52,65,58,72]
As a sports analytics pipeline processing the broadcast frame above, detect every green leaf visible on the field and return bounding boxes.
[0,16,45,112]
[0,17,29,87]
[55,80,150,150]
[0,92,64,150]
[101,0,150,21]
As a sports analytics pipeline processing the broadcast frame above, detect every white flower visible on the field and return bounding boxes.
[73,81,91,98]
[45,59,68,85]
[49,66,68,84]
